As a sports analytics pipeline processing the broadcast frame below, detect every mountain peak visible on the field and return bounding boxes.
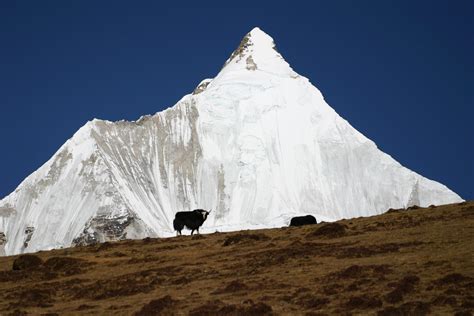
[247,27,275,48]
[221,27,296,77]
[226,27,276,62]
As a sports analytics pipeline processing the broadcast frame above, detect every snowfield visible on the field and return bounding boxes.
[0,27,463,256]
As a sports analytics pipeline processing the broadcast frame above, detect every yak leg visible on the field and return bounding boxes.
[191,229,195,236]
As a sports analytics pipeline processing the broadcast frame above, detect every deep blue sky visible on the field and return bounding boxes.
[0,1,472,200]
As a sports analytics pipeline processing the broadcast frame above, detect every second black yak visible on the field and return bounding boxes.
[289,215,317,227]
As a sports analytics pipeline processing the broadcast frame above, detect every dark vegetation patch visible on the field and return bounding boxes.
[128,255,164,264]
[459,204,474,215]
[7,310,28,316]
[346,295,382,309]
[242,241,334,269]
[158,244,182,251]
[95,241,116,252]
[445,287,462,296]
[43,256,92,276]
[170,276,191,285]
[436,273,473,285]
[108,304,132,310]
[347,278,373,291]
[377,301,431,316]
[7,287,56,308]
[423,260,449,268]
[364,215,429,230]
[279,287,310,303]
[105,251,128,258]
[73,277,154,300]
[432,294,458,306]
[142,237,153,243]
[76,304,96,311]
[384,275,420,303]
[12,254,43,271]
[188,299,224,315]
[212,280,248,294]
[71,268,180,300]
[295,295,329,309]
[134,295,176,315]
[222,233,270,246]
[304,312,328,316]
[322,284,339,295]
[307,222,347,238]
[239,240,384,273]
[337,241,425,259]
[329,264,392,279]
[337,243,400,258]
[385,208,402,214]
[0,270,40,282]
[2,255,91,282]
[327,265,391,291]
[461,296,474,308]
[189,299,273,316]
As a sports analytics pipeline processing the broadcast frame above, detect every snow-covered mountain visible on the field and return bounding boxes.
[0,27,463,256]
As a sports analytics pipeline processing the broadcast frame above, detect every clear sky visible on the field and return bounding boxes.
[0,1,472,200]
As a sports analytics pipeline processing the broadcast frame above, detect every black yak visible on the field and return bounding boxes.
[173,209,210,236]
[289,215,317,227]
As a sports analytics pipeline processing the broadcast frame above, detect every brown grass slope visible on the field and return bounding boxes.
[0,202,473,315]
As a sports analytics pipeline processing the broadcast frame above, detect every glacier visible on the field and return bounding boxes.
[0,27,463,256]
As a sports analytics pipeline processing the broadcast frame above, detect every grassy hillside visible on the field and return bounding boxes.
[0,202,473,315]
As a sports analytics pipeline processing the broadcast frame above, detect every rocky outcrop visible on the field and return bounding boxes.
[0,232,6,256]
[193,79,212,95]
[72,214,142,246]
[23,227,35,249]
